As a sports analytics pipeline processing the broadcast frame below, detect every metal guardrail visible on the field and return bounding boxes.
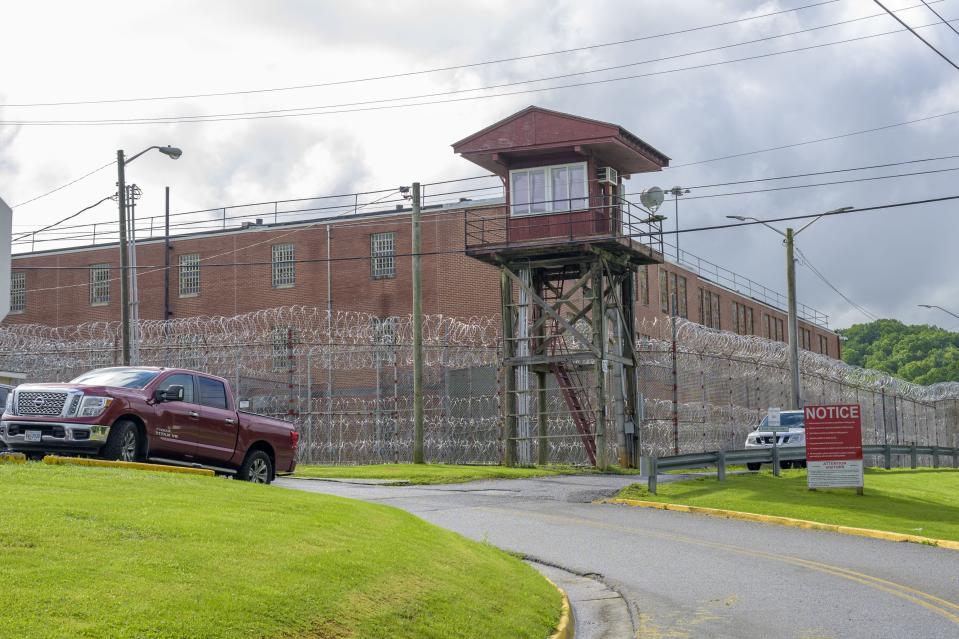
[646,444,959,494]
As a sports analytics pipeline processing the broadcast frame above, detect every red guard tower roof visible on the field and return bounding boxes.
[452,105,670,176]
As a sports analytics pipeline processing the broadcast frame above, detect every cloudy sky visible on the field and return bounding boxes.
[2,0,958,330]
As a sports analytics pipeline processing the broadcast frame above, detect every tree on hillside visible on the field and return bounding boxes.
[839,319,959,385]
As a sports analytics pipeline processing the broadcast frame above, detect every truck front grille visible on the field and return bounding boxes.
[7,424,66,438]
[16,392,69,416]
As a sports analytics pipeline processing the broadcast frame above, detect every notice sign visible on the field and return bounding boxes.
[804,404,864,490]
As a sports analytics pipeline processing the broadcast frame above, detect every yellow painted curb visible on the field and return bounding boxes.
[43,455,215,477]
[0,452,26,464]
[544,576,574,639]
[604,498,959,551]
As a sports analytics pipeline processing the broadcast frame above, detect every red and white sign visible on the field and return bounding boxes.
[804,404,863,489]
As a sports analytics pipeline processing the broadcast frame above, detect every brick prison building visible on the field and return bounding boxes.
[5,107,841,358]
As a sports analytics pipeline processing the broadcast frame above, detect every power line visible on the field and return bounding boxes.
[921,0,959,37]
[5,15,956,127]
[2,0,843,108]
[795,247,880,321]
[10,161,116,208]
[873,0,959,71]
[667,163,959,201]
[12,195,115,242]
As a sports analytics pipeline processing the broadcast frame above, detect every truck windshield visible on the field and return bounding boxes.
[70,368,160,389]
[758,412,804,430]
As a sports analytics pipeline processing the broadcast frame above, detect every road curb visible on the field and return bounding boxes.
[0,452,26,464]
[543,576,574,639]
[604,498,959,551]
[43,455,215,477]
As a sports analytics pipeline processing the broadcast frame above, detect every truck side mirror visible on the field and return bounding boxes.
[156,385,185,403]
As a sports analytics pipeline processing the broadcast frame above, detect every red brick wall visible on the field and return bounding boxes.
[6,203,841,358]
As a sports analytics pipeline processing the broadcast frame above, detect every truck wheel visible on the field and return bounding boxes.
[239,450,273,484]
[102,420,141,463]
[747,462,761,471]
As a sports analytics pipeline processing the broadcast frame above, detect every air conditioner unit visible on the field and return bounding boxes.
[597,166,619,185]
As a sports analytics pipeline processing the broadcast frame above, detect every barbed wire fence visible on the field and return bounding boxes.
[0,307,956,466]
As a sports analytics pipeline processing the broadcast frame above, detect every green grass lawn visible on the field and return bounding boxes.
[293,462,635,484]
[0,463,560,639]
[616,467,959,542]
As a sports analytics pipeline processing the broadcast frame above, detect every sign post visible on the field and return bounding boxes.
[804,404,864,494]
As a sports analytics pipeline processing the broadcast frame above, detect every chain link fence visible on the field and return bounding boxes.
[1,307,957,466]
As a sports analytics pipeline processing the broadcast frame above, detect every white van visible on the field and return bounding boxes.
[743,410,806,470]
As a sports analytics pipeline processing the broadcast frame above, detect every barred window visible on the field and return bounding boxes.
[178,253,200,297]
[371,317,397,366]
[764,314,785,342]
[819,334,830,356]
[272,327,297,371]
[699,289,721,329]
[800,327,812,351]
[659,268,668,313]
[10,272,25,312]
[371,232,395,279]
[638,267,649,306]
[89,264,110,305]
[272,243,295,288]
[732,302,754,336]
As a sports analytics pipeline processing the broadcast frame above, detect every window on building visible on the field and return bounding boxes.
[10,272,25,313]
[197,376,228,410]
[371,317,397,366]
[271,243,295,288]
[819,334,830,356]
[89,264,110,305]
[178,253,200,297]
[659,268,669,313]
[699,289,721,329]
[764,314,785,342]
[371,232,396,279]
[639,267,649,306]
[272,327,296,371]
[659,269,687,317]
[509,162,587,216]
[731,302,754,336]
[800,327,812,351]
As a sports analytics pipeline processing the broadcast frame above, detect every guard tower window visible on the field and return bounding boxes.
[509,162,587,216]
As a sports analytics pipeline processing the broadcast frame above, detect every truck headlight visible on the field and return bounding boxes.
[78,396,113,417]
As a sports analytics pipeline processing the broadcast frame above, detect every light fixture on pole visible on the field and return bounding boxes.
[725,206,853,410]
[116,145,183,366]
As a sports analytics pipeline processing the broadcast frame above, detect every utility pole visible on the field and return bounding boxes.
[411,182,424,464]
[116,150,131,366]
[785,228,801,410]
[163,187,171,322]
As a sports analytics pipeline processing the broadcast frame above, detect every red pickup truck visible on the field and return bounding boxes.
[0,367,297,484]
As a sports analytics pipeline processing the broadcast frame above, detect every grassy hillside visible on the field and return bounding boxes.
[0,464,560,639]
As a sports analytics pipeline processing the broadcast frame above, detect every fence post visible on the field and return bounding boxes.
[910,442,918,469]
[772,444,781,477]
[953,449,958,469]
[717,450,726,483]
[932,446,940,469]
[648,455,658,495]
[883,444,891,470]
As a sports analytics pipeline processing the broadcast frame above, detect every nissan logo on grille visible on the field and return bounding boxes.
[33,397,45,409]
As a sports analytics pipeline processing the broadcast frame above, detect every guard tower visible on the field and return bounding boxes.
[455,106,669,469]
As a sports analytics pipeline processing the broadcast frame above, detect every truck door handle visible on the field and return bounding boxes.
[189,411,199,418]
[225,418,236,425]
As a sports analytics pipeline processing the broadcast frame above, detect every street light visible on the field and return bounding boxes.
[918,304,959,322]
[117,145,182,365]
[726,206,853,410]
